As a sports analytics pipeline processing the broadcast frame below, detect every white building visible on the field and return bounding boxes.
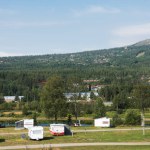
[15,119,34,129]
[94,117,110,127]
[4,96,24,103]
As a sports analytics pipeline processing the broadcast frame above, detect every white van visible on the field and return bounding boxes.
[28,126,43,140]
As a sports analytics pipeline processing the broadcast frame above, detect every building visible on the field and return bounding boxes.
[4,96,24,103]
[15,119,34,129]
[64,92,99,101]
[94,117,110,127]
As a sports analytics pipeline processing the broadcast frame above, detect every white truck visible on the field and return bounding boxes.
[28,126,44,140]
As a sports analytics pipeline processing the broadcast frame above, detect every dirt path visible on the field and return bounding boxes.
[0,142,150,149]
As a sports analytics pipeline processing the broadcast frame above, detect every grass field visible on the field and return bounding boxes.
[58,146,150,150]
[0,127,150,146]
[7,146,150,150]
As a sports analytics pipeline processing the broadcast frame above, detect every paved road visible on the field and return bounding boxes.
[1,127,150,135]
[0,142,150,149]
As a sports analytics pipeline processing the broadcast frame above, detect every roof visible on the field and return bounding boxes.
[4,96,24,102]
[50,124,65,126]
[95,117,110,120]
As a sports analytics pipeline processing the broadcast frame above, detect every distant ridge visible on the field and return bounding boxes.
[132,39,150,47]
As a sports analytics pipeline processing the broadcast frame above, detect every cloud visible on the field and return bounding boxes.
[74,5,120,17]
[0,51,23,57]
[0,20,71,28]
[113,23,150,37]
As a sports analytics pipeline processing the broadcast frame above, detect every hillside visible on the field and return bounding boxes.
[133,39,150,47]
[0,40,150,71]
[0,39,150,96]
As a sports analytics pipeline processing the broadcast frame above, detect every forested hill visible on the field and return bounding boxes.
[0,42,150,71]
[0,40,150,97]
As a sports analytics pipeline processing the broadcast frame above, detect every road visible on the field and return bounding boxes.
[1,127,150,135]
[0,142,150,149]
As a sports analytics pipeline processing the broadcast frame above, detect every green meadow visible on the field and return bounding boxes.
[0,127,150,146]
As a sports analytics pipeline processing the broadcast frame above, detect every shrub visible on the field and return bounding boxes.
[112,113,123,127]
[124,109,141,125]
[22,106,29,116]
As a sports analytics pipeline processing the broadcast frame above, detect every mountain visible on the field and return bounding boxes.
[132,39,150,46]
[0,40,150,71]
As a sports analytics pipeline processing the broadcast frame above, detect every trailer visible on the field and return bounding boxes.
[28,126,43,140]
[15,119,34,129]
[94,117,110,127]
[50,124,71,136]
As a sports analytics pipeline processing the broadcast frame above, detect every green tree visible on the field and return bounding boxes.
[132,85,150,113]
[90,91,96,100]
[40,76,67,122]
[22,105,28,116]
[0,93,4,104]
[15,95,19,101]
[112,113,123,127]
[94,97,106,118]
[32,112,38,125]
[67,113,72,126]
[113,91,129,112]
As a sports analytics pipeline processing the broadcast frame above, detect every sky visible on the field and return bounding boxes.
[0,0,150,57]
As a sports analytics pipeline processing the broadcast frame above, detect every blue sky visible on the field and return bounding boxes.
[0,0,150,56]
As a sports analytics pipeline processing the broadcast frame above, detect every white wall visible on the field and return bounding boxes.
[94,118,110,127]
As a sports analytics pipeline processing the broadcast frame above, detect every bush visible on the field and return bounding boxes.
[124,109,141,125]
[32,112,38,125]
[112,113,123,127]
[7,112,15,117]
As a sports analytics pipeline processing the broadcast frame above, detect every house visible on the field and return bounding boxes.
[64,92,99,101]
[4,96,24,103]
[103,101,113,106]
[91,85,105,91]
[64,93,79,100]
[80,92,91,101]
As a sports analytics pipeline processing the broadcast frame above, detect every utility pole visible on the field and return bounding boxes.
[141,112,145,135]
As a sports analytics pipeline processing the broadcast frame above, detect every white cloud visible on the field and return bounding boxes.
[0,51,23,57]
[113,23,150,37]
[74,5,120,17]
[0,20,71,28]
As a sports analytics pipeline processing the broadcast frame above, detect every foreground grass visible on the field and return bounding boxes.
[0,127,150,146]
[3,146,150,150]
[60,146,150,150]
